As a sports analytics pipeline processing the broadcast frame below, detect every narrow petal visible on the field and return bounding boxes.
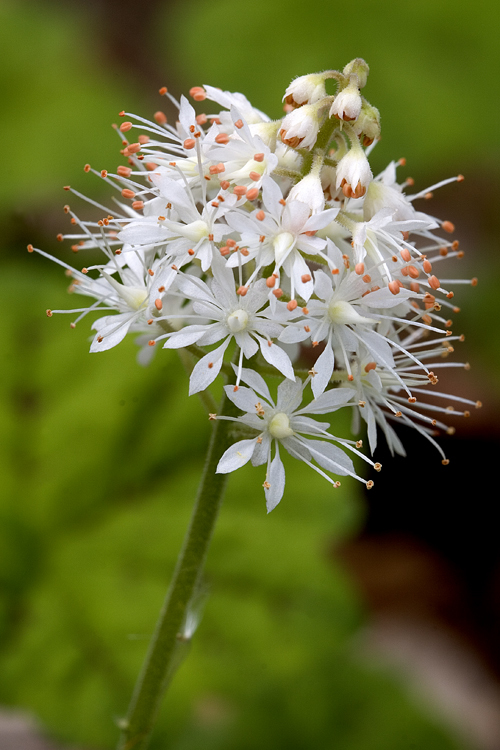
[265,447,286,512]
[259,339,295,380]
[216,438,258,473]
[189,339,230,394]
[311,341,335,398]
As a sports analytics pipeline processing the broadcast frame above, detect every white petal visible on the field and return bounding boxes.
[298,387,354,415]
[276,376,303,413]
[259,339,295,379]
[90,313,136,352]
[188,339,230,394]
[163,325,208,348]
[265,448,286,512]
[304,439,355,476]
[216,438,258,473]
[311,341,335,398]
[279,324,310,344]
[236,366,272,402]
[223,384,261,412]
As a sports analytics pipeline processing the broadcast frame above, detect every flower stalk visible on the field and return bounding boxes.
[116,392,237,750]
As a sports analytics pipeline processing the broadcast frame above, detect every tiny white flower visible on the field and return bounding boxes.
[283,73,328,108]
[215,368,372,511]
[162,265,295,393]
[330,80,362,122]
[336,146,372,198]
[280,105,323,150]
[288,172,325,214]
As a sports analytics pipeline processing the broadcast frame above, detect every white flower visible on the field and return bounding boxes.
[288,172,325,213]
[162,265,295,393]
[205,107,278,190]
[224,176,339,303]
[283,73,328,108]
[330,81,362,122]
[215,368,373,511]
[345,344,477,462]
[280,105,323,150]
[336,146,372,198]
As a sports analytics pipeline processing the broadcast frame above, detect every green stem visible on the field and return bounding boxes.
[117,392,237,750]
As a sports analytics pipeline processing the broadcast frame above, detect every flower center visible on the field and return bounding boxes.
[272,232,295,266]
[178,220,209,242]
[269,412,294,439]
[227,309,249,333]
[328,299,368,325]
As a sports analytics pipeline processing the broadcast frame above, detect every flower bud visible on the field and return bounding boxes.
[330,80,362,122]
[336,148,372,199]
[283,73,327,108]
[279,105,322,150]
[288,172,325,213]
[353,99,381,145]
[342,58,370,88]
[320,165,340,202]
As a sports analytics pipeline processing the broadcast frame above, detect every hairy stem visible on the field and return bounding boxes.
[117,392,237,750]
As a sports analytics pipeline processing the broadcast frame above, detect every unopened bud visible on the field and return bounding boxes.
[343,58,370,88]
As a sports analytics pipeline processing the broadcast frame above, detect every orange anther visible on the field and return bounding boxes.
[249,171,261,181]
[287,300,298,311]
[183,138,195,149]
[27,244,34,252]
[423,259,432,273]
[215,133,229,144]
[234,119,244,129]
[118,110,125,117]
[127,143,142,154]
[159,86,168,95]
[233,186,247,196]
[266,276,276,288]
[84,164,91,172]
[399,157,406,166]
[154,111,167,125]
[254,153,265,162]
[362,274,371,283]
[132,201,144,210]
[388,280,400,295]
[220,180,230,190]
[364,362,377,372]
[117,166,132,178]
[246,188,259,201]
[301,274,311,283]
[408,266,419,279]
[189,86,206,101]
[119,122,133,132]
[154,299,162,311]
[121,189,135,199]
[442,220,455,233]
[355,262,365,275]
[428,275,440,290]
[273,288,283,298]
[209,163,225,175]
[56,233,63,242]
[400,248,411,262]
[256,210,265,221]
[236,286,248,296]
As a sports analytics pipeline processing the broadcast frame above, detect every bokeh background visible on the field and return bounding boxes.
[1,0,500,748]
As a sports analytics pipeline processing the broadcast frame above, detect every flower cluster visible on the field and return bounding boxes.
[31,59,479,511]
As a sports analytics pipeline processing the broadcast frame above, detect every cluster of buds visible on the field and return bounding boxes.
[31,59,478,512]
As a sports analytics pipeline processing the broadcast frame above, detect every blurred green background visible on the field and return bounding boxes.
[1,0,499,748]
